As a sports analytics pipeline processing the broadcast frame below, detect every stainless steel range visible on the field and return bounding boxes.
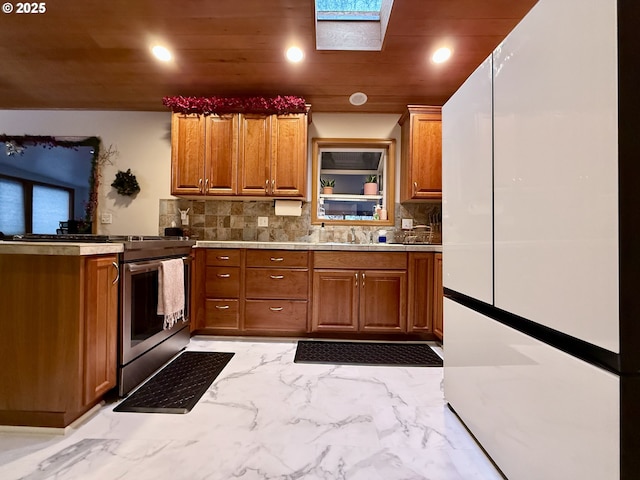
[15,233,196,396]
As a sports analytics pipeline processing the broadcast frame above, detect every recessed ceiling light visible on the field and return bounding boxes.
[432,47,452,64]
[349,92,368,106]
[151,45,172,62]
[286,46,304,63]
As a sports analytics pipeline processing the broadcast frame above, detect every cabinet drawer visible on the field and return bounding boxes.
[204,299,240,330]
[313,251,407,270]
[245,269,308,299]
[246,249,308,268]
[205,266,241,297]
[205,249,241,266]
[244,300,308,332]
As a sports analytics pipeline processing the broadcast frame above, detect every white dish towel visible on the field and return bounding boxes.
[157,258,185,330]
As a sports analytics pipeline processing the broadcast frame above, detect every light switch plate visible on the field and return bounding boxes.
[402,218,413,230]
[101,213,113,224]
[258,216,268,227]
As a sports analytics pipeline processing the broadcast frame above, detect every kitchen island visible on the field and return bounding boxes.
[193,241,443,340]
[0,241,123,428]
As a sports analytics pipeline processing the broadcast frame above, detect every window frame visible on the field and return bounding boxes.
[311,138,395,226]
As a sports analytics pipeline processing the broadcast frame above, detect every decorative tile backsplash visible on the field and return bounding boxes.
[159,199,441,244]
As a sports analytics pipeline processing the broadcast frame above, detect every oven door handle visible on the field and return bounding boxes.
[112,261,120,285]
[125,256,190,274]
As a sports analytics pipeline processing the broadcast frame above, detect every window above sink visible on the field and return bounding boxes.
[311,138,395,226]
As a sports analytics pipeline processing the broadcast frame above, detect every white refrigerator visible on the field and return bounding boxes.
[442,0,640,479]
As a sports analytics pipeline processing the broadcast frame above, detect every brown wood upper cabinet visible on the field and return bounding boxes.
[171,111,309,197]
[398,105,442,201]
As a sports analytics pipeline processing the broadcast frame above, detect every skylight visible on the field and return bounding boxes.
[315,0,394,51]
[316,0,382,21]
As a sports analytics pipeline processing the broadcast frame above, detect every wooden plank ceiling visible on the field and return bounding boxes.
[0,0,538,114]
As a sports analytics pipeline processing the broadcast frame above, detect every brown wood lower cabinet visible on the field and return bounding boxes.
[244,250,309,333]
[195,248,310,334]
[407,252,435,334]
[0,253,119,428]
[311,252,407,334]
[433,253,443,340]
[194,247,441,340]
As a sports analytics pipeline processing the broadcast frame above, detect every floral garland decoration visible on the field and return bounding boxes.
[162,95,307,115]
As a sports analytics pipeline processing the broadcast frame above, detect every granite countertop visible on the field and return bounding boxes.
[195,240,442,252]
[0,241,124,256]
[0,240,442,255]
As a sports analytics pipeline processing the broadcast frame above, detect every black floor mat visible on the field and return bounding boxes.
[114,351,234,414]
[294,341,442,367]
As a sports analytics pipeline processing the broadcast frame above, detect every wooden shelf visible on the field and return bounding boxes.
[320,193,382,202]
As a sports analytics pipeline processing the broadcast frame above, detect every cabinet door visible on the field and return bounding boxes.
[400,107,442,201]
[433,253,443,340]
[359,270,407,333]
[311,270,359,332]
[204,115,238,195]
[407,253,434,333]
[83,255,118,405]
[171,114,206,195]
[238,114,271,196]
[271,113,307,197]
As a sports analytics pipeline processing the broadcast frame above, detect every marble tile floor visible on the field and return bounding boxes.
[0,337,503,480]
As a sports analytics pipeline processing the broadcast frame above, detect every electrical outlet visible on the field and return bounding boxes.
[401,218,413,230]
[101,213,113,224]
[257,216,269,227]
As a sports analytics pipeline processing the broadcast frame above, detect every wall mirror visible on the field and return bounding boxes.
[0,135,101,236]
[311,138,395,226]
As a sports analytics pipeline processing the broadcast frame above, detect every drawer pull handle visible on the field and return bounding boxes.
[269,306,284,312]
[217,273,231,278]
[215,305,230,310]
[270,275,284,279]
[270,257,284,262]
[216,255,230,260]
[355,272,358,287]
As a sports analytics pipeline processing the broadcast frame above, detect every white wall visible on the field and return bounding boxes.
[308,113,402,202]
[0,110,173,235]
[0,110,404,234]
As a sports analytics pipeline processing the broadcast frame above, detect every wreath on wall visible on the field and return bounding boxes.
[111,169,140,196]
[162,95,307,115]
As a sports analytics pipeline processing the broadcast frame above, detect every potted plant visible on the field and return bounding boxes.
[320,178,335,194]
[363,174,378,195]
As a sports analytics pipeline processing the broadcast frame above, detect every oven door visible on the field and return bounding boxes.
[120,255,192,366]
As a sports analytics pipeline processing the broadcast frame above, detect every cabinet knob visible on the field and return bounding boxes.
[362,272,366,287]
[354,272,358,287]
[270,257,284,262]
[215,305,230,310]
[216,255,230,260]
[216,273,231,278]
[265,179,269,193]
[198,178,203,193]
[205,178,209,192]
[270,274,284,279]
[269,306,284,312]
[413,181,418,195]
